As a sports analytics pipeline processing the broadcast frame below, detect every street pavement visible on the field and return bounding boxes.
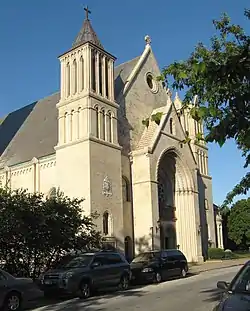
[29,266,242,311]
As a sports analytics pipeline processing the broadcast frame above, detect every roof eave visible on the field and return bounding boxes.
[58,41,116,61]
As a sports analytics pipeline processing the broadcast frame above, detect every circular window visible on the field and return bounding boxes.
[146,73,158,93]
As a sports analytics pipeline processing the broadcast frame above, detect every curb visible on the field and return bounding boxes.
[190,263,244,274]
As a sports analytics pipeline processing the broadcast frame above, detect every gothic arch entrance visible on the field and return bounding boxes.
[157,149,198,261]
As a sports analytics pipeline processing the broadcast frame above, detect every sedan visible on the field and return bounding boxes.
[0,269,43,311]
[213,260,250,311]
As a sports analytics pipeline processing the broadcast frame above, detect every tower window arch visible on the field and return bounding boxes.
[73,59,77,94]
[91,50,96,92]
[103,211,113,236]
[100,108,105,140]
[48,187,57,199]
[170,118,173,135]
[66,62,70,97]
[99,54,103,95]
[122,176,130,202]
[94,106,99,138]
[107,111,112,142]
[80,56,84,91]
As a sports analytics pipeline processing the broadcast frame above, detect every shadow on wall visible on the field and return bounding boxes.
[0,102,36,156]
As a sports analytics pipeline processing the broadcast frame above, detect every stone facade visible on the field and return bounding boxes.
[0,14,222,262]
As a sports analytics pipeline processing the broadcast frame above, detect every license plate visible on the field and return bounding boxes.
[44,280,53,285]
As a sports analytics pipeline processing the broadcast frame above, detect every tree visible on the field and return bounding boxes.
[227,198,250,248]
[160,9,250,205]
[0,188,102,279]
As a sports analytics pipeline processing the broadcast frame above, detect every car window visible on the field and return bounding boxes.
[64,255,93,268]
[132,252,160,263]
[105,254,123,265]
[230,264,250,294]
[93,255,107,266]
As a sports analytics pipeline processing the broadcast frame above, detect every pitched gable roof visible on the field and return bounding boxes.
[0,58,140,168]
[0,93,59,168]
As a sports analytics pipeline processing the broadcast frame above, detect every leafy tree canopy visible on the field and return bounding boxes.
[160,10,250,206]
[227,198,250,248]
[0,188,102,279]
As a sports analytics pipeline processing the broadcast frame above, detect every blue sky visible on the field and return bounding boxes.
[0,0,249,205]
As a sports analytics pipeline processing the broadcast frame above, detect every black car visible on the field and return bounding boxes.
[40,250,131,299]
[130,249,188,284]
[213,260,250,311]
[0,269,43,311]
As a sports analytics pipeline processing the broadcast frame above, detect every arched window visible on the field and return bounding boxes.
[103,212,109,235]
[170,118,173,134]
[107,111,112,142]
[64,112,68,142]
[100,109,105,140]
[94,106,99,138]
[91,50,96,92]
[80,56,84,91]
[73,59,77,94]
[66,62,70,97]
[99,54,103,95]
[48,187,57,199]
[122,176,130,202]
[105,58,109,98]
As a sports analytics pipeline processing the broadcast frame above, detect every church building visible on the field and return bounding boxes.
[0,10,223,262]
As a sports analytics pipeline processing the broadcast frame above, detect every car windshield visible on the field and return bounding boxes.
[231,264,250,295]
[132,252,160,263]
[64,255,93,268]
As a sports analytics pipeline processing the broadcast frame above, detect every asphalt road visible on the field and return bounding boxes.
[30,266,242,311]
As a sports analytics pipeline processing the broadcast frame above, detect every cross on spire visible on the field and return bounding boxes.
[84,6,91,20]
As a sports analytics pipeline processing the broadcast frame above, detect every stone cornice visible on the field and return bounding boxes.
[55,135,122,152]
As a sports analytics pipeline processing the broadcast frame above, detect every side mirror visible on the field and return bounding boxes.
[217,281,229,290]
[91,262,100,269]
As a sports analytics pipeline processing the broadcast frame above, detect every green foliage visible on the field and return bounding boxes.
[208,248,225,260]
[227,198,250,247]
[161,10,250,204]
[0,188,102,279]
[142,112,163,127]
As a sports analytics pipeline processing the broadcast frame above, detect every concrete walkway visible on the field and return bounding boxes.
[189,257,250,274]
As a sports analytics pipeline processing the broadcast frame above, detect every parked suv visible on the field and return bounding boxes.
[130,249,188,284]
[40,251,131,299]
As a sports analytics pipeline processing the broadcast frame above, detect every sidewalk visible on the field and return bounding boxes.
[189,257,250,274]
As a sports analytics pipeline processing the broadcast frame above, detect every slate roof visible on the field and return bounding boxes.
[0,56,140,169]
[72,18,103,50]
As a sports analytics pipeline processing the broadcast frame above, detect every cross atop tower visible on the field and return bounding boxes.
[84,6,91,20]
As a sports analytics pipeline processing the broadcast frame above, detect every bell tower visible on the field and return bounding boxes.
[55,8,123,242]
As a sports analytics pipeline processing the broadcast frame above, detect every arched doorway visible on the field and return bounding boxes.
[157,151,177,249]
[157,149,198,261]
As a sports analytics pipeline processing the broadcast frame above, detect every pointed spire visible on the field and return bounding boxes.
[174,92,182,110]
[72,6,104,49]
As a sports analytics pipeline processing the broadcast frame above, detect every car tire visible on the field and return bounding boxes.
[118,274,129,291]
[154,272,162,284]
[78,280,91,299]
[180,266,187,278]
[3,292,22,311]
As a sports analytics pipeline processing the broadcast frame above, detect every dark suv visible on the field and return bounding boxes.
[40,251,131,299]
[130,249,188,284]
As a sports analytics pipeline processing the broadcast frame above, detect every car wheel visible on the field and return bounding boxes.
[118,274,129,291]
[154,272,162,283]
[3,292,22,311]
[78,280,91,299]
[180,266,187,278]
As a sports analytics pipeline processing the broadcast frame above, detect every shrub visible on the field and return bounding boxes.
[208,248,225,260]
